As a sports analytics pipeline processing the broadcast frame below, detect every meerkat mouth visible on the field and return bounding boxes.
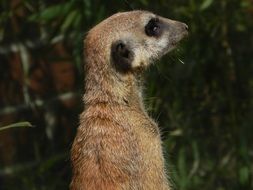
[171,32,188,45]
[158,33,188,58]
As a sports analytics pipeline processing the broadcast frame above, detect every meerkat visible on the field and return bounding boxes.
[70,10,188,190]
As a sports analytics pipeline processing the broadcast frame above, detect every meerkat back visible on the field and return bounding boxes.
[70,10,188,190]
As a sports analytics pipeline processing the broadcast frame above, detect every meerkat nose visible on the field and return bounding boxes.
[183,23,188,31]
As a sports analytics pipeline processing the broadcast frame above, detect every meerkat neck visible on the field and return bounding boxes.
[83,57,145,110]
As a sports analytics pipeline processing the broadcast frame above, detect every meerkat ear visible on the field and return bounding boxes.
[111,40,134,73]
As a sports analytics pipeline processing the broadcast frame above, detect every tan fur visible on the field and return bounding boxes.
[70,11,188,190]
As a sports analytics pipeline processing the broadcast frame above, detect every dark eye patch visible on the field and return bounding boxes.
[145,18,162,37]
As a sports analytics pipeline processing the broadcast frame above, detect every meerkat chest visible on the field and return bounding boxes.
[118,108,163,157]
[122,109,165,174]
[125,108,160,136]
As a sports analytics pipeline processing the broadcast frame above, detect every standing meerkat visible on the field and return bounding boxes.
[71,10,188,190]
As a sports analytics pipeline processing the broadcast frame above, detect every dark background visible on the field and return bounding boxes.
[0,0,252,189]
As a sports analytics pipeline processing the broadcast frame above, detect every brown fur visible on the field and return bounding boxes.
[71,11,188,190]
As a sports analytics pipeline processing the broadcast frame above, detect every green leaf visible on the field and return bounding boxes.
[29,5,62,21]
[200,0,214,11]
[61,10,78,32]
[178,148,189,189]
[240,1,251,8]
[239,166,249,185]
[139,0,148,6]
[29,2,73,21]
[0,122,34,131]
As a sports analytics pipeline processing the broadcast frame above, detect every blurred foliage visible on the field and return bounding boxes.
[0,0,253,190]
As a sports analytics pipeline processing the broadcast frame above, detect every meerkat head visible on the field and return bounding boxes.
[110,12,188,74]
[84,11,188,102]
[85,10,188,82]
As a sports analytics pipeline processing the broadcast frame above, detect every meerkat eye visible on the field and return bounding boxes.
[145,18,162,37]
